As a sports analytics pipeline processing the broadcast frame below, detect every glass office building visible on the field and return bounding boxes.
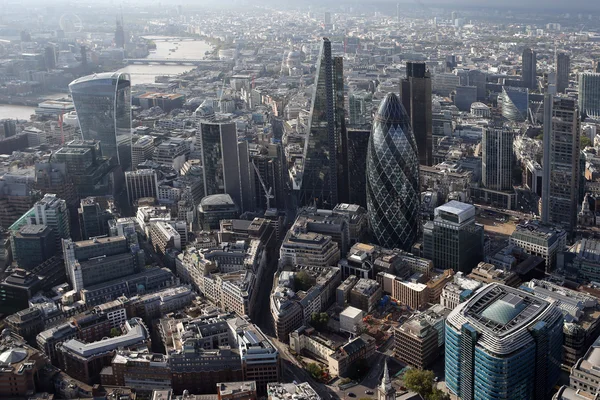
[69,72,132,171]
[501,86,529,122]
[366,92,420,251]
[578,72,600,120]
[445,283,563,400]
[300,37,347,208]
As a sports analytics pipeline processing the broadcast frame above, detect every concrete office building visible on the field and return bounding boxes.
[395,313,439,369]
[62,235,144,292]
[198,194,240,230]
[453,86,477,112]
[349,278,382,312]
[445,284,563,400]
[279,230,340,268]
[125,169,158,204]
[423,201,484,274]
[401,62,433,166]
[510,221,567,273]
[131,135,154,169]
[10,225,55,269]
[21,193,70,253]
[542,95,580,231]
[482,127,514,191]
[78,197,111,240]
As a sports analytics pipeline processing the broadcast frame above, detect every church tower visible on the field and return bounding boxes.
[378,359,395,400]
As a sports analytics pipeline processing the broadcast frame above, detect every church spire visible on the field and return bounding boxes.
[378,358,395,400]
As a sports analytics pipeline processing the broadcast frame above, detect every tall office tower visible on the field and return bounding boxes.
[347,128,370,209]
[114,17,125,48]
[445,284,563,400]
[556,52,570,94]
[522,48,537,90]
[501,86,529,122]
[366,93,420,251]
[250,143,285,211]
[482,127,514,191]
[578,72,600,120]
[131,135,155,170]
[595,61,600,73]
[69,73,132,171]
[34,194,71,252]
[423,201,483,274]
[125,169,159,204]
[198,121,253,212]
[44,46,56,70]
[401,62,433,166]
[300,37,346,208]
[78,197,110,240]
[542,96,580,231]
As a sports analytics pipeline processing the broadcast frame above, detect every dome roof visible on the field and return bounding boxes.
[0,348,27,364]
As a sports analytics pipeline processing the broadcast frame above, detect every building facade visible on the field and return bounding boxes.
[482,127,513,191]
[366,92,420,251]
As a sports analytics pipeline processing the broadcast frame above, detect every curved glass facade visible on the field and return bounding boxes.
[69,72,132,171]
[366,92,420,251]
[445,284,564,400]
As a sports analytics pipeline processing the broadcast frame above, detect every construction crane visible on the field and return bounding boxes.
[251,160,274,210]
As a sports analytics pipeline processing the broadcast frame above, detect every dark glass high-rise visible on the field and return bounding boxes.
[300,37,347,208]
[400,61,432,166]
[366,92,420,251]
[69,72,132,171]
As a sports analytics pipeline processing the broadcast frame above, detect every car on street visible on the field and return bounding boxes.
[365,390,374,395]
[348,393,356,397]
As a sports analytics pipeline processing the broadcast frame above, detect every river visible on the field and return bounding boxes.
[117,36,213,85]
[0,37,213,120]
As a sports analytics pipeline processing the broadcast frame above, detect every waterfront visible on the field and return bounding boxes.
[0,105,37,120]
[117,36,213,85]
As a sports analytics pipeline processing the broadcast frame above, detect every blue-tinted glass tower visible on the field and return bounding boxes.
[366,92,420,251]
[69,72,132,171]
[445,283,563,400]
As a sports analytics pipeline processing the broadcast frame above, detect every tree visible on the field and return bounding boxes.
[581,135,593,149]
[306,363,323,380]
[403,369,435,399]
[429,389,450,400]
[310,312,329,331]
[295,270,316,291]
[109,328,121,337]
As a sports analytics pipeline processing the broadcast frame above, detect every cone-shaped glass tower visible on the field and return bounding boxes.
[366,92,420,251]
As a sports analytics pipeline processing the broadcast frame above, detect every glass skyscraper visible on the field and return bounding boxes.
[482,127,514,191]
[578,72,600,120]
[445,283,563,400]
[400,61,433,166]
[69,72,132,171]
[522,47,537,90]
[501,86,529,122]
[366,92,420,251]
[300,37,347,208]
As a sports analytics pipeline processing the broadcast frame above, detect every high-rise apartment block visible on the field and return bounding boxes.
[300,37,347,208]
[401,62,433,166]
[423,201,483,274]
